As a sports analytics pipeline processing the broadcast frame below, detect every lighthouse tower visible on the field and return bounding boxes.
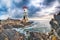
[22,6,28,23]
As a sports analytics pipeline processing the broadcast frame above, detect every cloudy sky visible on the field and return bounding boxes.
[0,0,60,19]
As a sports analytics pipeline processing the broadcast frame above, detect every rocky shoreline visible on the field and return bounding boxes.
[0,25,25,40]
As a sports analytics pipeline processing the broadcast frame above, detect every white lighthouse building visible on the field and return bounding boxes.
[22,6,28,23]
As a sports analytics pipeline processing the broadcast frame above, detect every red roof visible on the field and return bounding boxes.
[23,6,27,9]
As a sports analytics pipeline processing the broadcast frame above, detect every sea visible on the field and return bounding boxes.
[12,20,51,35]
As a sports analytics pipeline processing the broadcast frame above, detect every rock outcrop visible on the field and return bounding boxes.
[0,25,25,40]
[50,12,60,37]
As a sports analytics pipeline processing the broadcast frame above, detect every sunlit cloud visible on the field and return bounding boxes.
[0,15,9,20]
[34,0,60,17]
[28,0,44,8]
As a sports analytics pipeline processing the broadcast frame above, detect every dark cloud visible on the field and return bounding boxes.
[28,6,40,17]
[43,0,55,6]
[0,7,7,11]
[12,0,30,8]
[12,14,22,18]
[58,0,60,3]
[0,5,8,15]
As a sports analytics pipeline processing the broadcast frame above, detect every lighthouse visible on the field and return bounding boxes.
[22,6,28,23]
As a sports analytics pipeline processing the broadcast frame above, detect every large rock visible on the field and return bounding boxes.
[50,12,60,37]
[0,29,25,40]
